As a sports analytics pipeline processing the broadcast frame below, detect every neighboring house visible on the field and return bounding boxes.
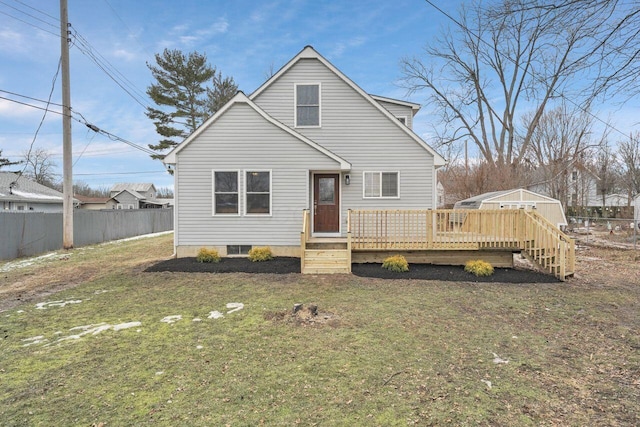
[109,183,169,209]
[634,194,640,224]
[163,45,446,257]
[0,172,76,212]
[75,195,116,210]
[454,188,568,228]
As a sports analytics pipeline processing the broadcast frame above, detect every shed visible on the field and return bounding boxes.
[454,188,567,228]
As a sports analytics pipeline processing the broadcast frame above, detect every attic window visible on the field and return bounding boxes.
[295,84,320,127]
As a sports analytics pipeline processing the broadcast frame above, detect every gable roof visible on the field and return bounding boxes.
[457,188,561,205]
[250,45,446,167]
[0,172,65,203]
[370,95,421,115]
[111,188,146,201]
[110,183,155,193]
[163,91,351,170]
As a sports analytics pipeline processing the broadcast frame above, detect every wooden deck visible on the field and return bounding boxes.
[301,209,575,280]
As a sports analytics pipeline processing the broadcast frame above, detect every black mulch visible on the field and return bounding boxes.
[145,257,560,283]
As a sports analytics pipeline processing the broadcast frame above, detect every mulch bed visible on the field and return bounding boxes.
[145,257,560,283]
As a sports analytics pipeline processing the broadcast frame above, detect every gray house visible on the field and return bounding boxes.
[164,46,446,257]
[109,183,168,209]
[0,172,74,212]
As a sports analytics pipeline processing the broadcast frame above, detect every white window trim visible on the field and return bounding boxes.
[362,171,401,199]
[244,169,272,217]
[212,169,241,216]
[396,115,408,126]
[294,82,321,128]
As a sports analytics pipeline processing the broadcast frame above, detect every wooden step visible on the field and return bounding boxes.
[302,248,350,274]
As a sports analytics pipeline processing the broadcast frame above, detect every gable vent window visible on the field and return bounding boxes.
[295,84,320,127]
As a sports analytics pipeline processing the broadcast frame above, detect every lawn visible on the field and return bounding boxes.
[1,233,638,426]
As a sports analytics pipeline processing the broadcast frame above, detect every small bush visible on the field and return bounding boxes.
[382,255,409,272]
[248,246,273,262]
[464,259,494,277]
[196,248,220,263]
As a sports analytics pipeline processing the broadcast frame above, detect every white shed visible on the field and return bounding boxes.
[454,188,567,228]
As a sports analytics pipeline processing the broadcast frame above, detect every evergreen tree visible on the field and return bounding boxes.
[146,49,237,160]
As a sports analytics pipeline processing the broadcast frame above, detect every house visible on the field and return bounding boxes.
[75,195,116,210]
[454,188,568,228]
[163,45,446,257]
[0,172,76,212]
[109,183,169,209]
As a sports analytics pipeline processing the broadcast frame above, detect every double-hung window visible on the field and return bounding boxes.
[213,171,239,215]
[363,171,399,198]
[295,84,320,127]
[245,171,271,215]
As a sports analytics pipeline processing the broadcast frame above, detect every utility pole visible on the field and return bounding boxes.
[60,0,73,249]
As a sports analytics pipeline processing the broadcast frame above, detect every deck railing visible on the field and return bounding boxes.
[347,209,575,280]
[300,209,310,271]
[348,209,525,250]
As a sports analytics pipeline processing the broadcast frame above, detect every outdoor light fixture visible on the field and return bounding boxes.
[344,174,350,185]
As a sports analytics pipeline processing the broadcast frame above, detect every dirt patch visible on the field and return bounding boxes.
[264,303,340,327]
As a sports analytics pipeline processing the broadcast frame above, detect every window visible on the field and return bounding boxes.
[363,172,399,198]
[295,84,320,127]
[227,245,252,255]
[396,116,407,126]
[245,171,271,214]
[213,171,239,215]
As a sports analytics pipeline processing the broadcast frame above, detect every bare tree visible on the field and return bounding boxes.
[618,132,640,199]
[402,0,612,173]
[524,104,607,209]
[21,148,58,187]
[594,141,621,212]
[505,0,640,100]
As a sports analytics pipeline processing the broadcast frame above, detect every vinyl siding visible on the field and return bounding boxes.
[175,102,341,247]
[375,99,414,129]
[114,192,139,208]
[253,58,437,233]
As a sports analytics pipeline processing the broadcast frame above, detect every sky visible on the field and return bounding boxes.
[1,0,638,191]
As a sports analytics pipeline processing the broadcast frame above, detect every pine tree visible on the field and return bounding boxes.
[146,49,237,160]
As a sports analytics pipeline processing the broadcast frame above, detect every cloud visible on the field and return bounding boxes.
[0,29,26,53]
[112,48,138,62]
[158,18,229,49]
[330,36,367,58]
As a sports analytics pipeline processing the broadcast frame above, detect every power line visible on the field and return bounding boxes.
[0,0,58,29]
[0,10,60,38]
[11,0,59,22]
[70,26,151,110]
[0,88,64,108]
[0,93,157,157]
[17,57,62,181]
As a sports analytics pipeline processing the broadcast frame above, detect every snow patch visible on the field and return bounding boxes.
[35,300,82,310]
[226,302,244,313]
[492,353,509,364]
[161,315,182,324]
[22,336,48,347]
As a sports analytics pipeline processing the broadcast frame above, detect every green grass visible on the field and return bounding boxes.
[1,235,639,426]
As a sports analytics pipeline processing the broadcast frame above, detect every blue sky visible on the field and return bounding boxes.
[1,0,638,191]
[0,0,459,190]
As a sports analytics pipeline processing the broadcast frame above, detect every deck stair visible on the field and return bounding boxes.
[302,238,350,274]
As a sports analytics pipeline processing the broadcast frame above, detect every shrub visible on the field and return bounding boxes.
[248,246,273,262]
[382,255,409,272]
[464,259,494,277]
[196,248,220,263]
